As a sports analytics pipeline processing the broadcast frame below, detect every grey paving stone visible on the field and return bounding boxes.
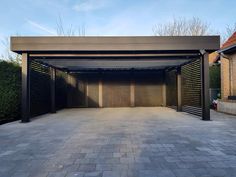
[11,172,30,177]
[134,157,151,163]
[84,171,102,177]
[164,156,181,162]
[120,157,134,163]
[172,169,195,177]
[205,168,228,177]
[66,172,84,177]
[29,172,48,177]
[71,153,86,159]
[47,171,67,177]
[102,171,120,177]
[96,164,113,171]
[190,168,208,177]
[112,164,128,171]
[155,169,176,177]
[78,164,96,172]
[138,170,158,177]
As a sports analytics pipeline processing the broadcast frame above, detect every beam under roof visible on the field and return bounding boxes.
[34,58,192,72]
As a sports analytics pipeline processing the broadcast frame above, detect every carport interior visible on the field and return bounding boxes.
[10,36,220,122]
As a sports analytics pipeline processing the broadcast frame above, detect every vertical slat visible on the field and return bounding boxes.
[21,53,30,122]
[66,74,71,108]
[50,67,56,113]
[87,77,99,108]
[99,78,103,108]
[201,52,210,120]
[86,79,89,107]
[177,67,182,111]
[130,79,135,107]
[162,71,166,107]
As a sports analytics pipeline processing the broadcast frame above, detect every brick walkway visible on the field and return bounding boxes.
[0,107,236,177]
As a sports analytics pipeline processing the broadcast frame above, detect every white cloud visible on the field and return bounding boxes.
[26,19,57,35]
[73,0,109,12]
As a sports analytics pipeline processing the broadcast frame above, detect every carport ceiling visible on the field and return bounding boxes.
[33,58,193,71]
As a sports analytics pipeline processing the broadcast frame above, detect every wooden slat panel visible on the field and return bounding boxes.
[135,72,163,106]
[102,73,130,107]
[87,78,99,107]
[67,74,86,107]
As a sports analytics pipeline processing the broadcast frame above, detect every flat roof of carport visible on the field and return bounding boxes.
[11,36,220,71]
[11,36,219,52]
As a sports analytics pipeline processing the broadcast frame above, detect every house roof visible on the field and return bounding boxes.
[222,32,236,49]
[218,32,236,54]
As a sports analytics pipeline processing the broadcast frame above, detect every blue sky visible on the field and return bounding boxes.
[0,0,236,55]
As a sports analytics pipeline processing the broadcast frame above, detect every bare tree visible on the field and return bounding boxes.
[56,15,86,36]
[0,37,21,64]
[153,17,211,36]
[221,23,236,43]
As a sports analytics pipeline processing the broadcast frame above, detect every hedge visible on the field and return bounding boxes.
[209,64,221,89]
[0,60,21,121]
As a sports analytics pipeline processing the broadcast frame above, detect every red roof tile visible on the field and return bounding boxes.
[222,32,236,49]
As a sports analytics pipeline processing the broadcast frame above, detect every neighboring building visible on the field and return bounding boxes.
[218,32,236,114]
[209,52,220,66]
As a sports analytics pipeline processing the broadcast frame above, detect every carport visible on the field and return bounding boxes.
[10,36,220,122]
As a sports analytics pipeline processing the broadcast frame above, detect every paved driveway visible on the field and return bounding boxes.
[0,107,236,177]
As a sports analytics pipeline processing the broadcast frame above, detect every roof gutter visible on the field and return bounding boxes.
[218,44,236,54]
[217,45,236,60]
[218,52,231,60]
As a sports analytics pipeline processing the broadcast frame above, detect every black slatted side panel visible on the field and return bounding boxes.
[56,70,67,110]
[182,59,202,116]
[166,70,177,109]
[30,60,50,117]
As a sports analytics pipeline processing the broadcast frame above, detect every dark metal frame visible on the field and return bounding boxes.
[21,53,31,122]
[201,52,210,120]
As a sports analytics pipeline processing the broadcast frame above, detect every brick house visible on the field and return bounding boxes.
[218,32,236,114]
[209,52,220,66]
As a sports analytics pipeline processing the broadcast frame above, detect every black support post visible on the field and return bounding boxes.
[176,67,182,111]
[201,51,210,120]
[50,67,56,113]
[21,53,30,123]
